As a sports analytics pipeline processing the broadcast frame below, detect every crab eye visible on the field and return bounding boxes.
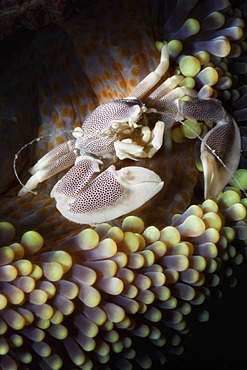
[121,98,144,106]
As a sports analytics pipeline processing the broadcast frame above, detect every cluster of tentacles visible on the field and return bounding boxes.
[0,0,247,369]
[0,190,246,369]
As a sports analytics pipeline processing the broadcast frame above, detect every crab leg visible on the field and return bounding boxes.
[29,139,76,175]
[51,165,164,224]
[128,43,169,100]
[144,75,184,107]
[18,141,77,196]
[144,86,197,129]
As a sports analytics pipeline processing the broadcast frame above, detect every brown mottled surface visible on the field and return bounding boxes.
[0,0,198,241]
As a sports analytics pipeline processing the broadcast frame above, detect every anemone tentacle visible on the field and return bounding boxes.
[0,189,246,369]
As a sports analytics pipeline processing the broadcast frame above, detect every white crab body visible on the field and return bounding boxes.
[18,43,241,224]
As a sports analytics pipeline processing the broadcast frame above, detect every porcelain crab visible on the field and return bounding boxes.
[18,43,241,224]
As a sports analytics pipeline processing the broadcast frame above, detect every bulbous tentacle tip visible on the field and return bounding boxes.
[51,165,164,224]
[200,113,241,200]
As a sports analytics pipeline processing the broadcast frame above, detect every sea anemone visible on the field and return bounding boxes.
[0,0,247,369]
[0,191,246,369]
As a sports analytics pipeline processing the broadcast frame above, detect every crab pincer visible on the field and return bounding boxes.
[51,163,163,224]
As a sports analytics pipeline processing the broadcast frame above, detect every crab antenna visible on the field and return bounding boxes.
[179,120,247,197]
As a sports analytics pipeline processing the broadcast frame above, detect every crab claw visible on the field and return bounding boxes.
[200,112,241,199]
[51,165,164,224]
[18,139,76,196]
